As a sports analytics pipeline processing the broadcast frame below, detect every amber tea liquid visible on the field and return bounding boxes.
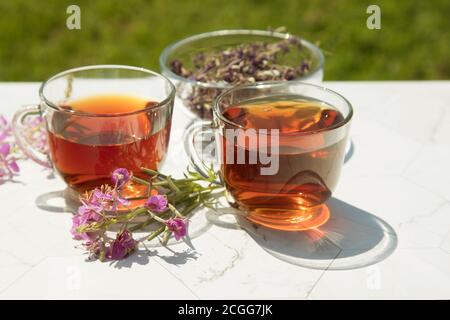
[221,95,347,230]
[47,94,171,198]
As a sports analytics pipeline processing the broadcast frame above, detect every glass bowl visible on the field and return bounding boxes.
[159,29,325,119]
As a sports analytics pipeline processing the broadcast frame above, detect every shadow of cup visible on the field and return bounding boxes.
[206,197,397,270]
[35,189,77,213]
[344,139,354,163]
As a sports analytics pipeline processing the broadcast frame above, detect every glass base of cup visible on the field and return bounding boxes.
[245,204,330,231]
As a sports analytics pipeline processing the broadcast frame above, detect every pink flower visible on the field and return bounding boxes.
[0,143,10,157]
[70,215,91,241]
[79,190,105,214]
[0,143,19,181]
[112,168,130,189]
[0,115,11,142]
[23,115,48,154]
[24,116,44,127]
[70,215,86,240]
[31,130,48,154]
[107,230,136,260]
[70,206,102,241]
[90,188,129,211]
[72,185,132,243]
[77,204,102,220]
[78,201,103,216]
[166,218,187,241]
[92,188,114,204]
[145,194,168,213]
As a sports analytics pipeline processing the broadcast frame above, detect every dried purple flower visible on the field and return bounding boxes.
[299,61,310,75]
[288,36,302,47]
[170,59,187,77]
[169,35,312,119]
[277,41,290,53]
[193,52,205,68]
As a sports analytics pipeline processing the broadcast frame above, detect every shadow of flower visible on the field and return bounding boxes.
[109,249,151,269]
[147,247,199,265]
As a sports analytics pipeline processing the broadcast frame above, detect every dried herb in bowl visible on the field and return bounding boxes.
[169,35,314,119]
[171,36,311,84]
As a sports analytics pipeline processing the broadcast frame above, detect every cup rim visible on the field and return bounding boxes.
[159,29,325,89]
[39,65,176,117]
[213,81,353,135]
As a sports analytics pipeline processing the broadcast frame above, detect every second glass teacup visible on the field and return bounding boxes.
[185,81,352,231]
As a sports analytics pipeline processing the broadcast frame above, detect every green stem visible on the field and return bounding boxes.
[147,210,167,223]
[168,203,184,218]
[140,167,166,178]
[168,190,191,203]
[181,200,202,217]
[147,225,166,241]
[129,217,153,232]
[123,196,149,201]
[150,179,199,187]
[78,207,149,232]
[166,176,181,192]
[131,176,151,186]
[160,230,170,246]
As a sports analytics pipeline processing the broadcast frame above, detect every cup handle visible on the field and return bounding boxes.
[183,120,222,185]
[12,104,52,168]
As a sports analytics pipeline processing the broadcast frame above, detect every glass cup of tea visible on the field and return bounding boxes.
[12,65,175,202]
[185,81,353,231]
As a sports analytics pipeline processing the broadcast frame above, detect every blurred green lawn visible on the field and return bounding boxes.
[0,0,448,81]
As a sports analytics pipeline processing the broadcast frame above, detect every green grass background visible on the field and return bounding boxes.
[0,0,448,81]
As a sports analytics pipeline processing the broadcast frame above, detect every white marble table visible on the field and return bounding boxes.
[0,81,449,299]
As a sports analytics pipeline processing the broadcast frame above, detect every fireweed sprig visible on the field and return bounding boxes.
[0,113,48,182]
[71,167,222,261]
[22,115,49,154]
[0,115,20,181]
